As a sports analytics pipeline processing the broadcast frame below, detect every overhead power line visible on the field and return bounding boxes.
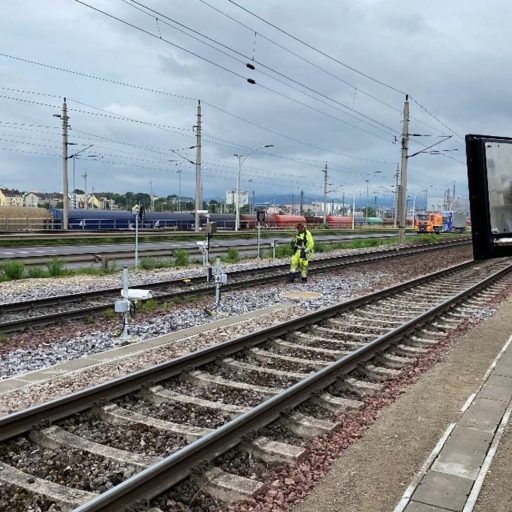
[196,0,402,112]
[224,0,406,94]
[0,53,395,164]
[123,0,398,137]
[0,91,194,139]
[0,52,195,102]
[73,0,400,141]
[223,0,464,140]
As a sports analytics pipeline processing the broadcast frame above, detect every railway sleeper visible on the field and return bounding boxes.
[393,344,428,358]
[284,412,337,438]
[249,347,329,369]
[193,467,264,503]
[145,386,249,416]
[362,307,412,319]
[409,335,441,346]
[359,364,401,381]
[313,392,363,413]
[466,297,492,305]
[97,404,211,442]
[217,358,310,381]
[244,436,306,464]
[347,315,405,327]
[29,425,160,468]
[341,377,383,399]
[435,315,462,325]
[270,339,347,358]
[327,319,391,333]
[0,461,97,511]
[314,327,376,340]
[431,321,458,330]
[417,329,446,338]
[377,353,416,369]
[185,370,282,397]
[290,332,363,349]
[446,310,477,319]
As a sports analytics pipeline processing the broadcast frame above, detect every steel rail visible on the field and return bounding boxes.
[0,235,468,266]
[0,258,478,443]
[73,261,512,512]
[0,239,471,335]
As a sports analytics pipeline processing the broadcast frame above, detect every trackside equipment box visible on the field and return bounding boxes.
[466,134,512,259]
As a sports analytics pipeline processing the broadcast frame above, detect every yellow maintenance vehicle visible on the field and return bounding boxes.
[415,211,443,234]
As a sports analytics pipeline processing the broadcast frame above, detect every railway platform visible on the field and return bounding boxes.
[294,293,512,512]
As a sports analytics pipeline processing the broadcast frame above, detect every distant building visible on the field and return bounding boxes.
[24,192,41,208]
[0,188,24,207]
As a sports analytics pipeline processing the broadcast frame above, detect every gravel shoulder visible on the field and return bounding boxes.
[293,294,512,512]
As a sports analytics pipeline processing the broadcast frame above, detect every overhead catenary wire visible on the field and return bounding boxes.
[0,53,396,165]
[225,0,406,95]
[196,0,403,112]
[0,92,195,140]
[223,0,464,140]
[0,144,306,188]
[0,116,386,180]
[122,0,399,138]
[74,0,401,142]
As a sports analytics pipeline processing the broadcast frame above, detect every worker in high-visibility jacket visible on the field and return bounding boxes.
[287,223,314,283]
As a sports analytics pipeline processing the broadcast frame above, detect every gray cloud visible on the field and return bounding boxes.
[1,0,510,207]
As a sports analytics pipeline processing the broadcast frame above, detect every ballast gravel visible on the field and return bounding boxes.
[0,245,472,417]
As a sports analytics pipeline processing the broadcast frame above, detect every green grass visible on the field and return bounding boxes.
[221,247,240,263]
[1,260,25,280]
[102,309,116,320]
[0,334,9,344]
[0,231,466,281]
[26,266,47,278]
[137,299,158,313]
[46,258,69,277]
[174,249,190,267]
[140,257,173,270]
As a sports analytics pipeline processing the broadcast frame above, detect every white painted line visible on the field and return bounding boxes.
[483,335,512,381]
[463,401,512,512]
[394,333,512,512]
[461,393,476,413]
[393,423,456,512]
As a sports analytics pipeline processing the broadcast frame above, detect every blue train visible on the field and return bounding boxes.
[49,209,237,231]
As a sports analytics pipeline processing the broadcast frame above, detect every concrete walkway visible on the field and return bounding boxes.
[395,334,512,512]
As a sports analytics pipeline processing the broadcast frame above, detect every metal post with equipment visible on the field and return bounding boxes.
[204,257,228,316]
[114,265,153,339]
[197,218,216,281]
[256,210,265,259]
[132,204,145,268]
[270,239,278,261]
[115,266,131,339]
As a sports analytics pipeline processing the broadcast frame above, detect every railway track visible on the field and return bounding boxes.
[0,238,471,334]
[0,256,510,511]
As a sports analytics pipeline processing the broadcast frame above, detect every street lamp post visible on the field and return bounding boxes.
[365,179,370,225]
[66,142,98,207]
[177,168,182,212]
[351,171,381,229]
[352,193,356,230]
[234,144,273,231]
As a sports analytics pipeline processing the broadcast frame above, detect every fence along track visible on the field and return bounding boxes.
[0,258,508,511]
[0,238,470,334]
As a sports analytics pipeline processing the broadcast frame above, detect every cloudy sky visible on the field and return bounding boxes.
[1,0,511,208]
